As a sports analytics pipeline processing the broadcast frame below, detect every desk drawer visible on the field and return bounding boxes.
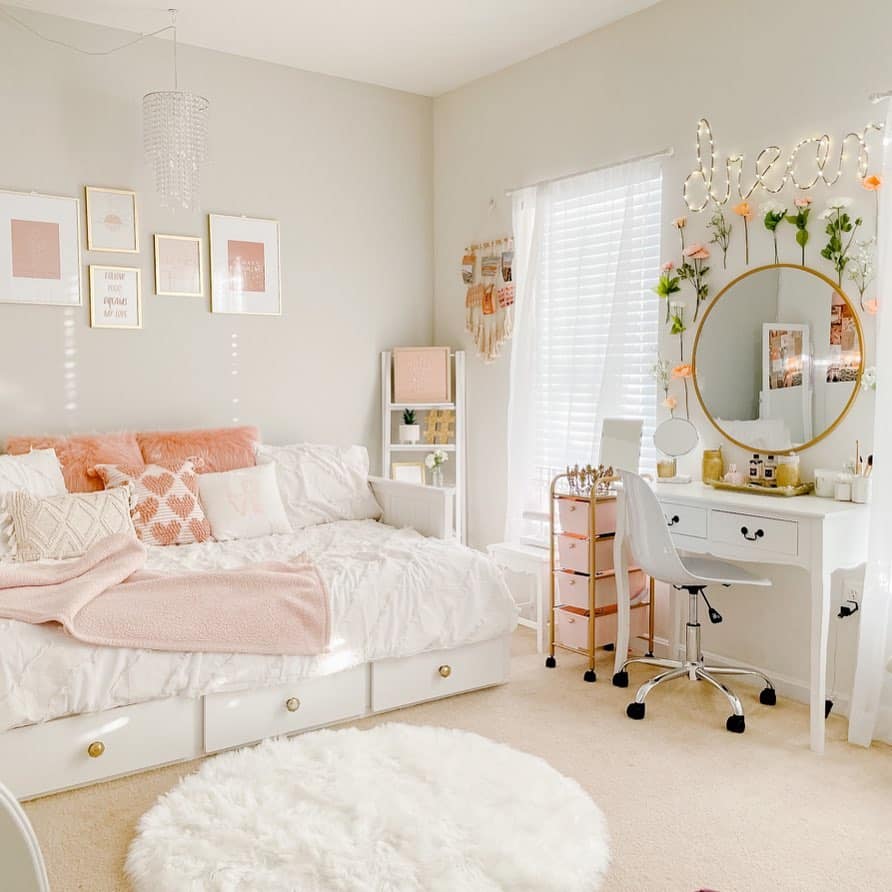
[661,501,707,538]
[711,510,798,556]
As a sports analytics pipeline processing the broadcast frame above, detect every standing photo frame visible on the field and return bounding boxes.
[0,189,81,306]
[85,186,138,253]
[154,234,203,297]
[208,213,281,315]
[89,265,142,329]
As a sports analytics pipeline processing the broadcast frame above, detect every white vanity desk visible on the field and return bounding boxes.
[613,481,869,753]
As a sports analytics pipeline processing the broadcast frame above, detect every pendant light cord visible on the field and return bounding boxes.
[0,4,174,57]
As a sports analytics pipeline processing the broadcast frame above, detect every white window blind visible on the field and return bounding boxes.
[506,157,662,544]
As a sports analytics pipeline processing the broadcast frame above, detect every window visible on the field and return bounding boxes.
[506,157,662,545]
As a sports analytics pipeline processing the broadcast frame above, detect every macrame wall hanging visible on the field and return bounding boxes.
[462,236,514,362]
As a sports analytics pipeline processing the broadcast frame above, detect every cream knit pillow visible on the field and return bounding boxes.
[6,488,136,561]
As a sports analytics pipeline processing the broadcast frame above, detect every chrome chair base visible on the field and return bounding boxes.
[613,589,776,733]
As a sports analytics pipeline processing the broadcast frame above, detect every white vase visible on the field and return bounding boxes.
[399,424,420,445]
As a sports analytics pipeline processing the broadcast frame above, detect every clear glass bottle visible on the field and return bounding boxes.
[763,454,777,485]
[748,453,763,483]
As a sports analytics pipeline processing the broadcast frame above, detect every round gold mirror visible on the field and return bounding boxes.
[692,264,864,455]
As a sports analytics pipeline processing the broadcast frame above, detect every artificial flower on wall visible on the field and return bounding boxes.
[761,200,787,264]
[653,260,681,323]
[785,197,813,266]
[707,204,732,269]
[732,201,754,264]
[680,243,710,320]
[819,197,862,286]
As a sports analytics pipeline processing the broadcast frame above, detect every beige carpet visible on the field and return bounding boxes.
[24,630,892,892]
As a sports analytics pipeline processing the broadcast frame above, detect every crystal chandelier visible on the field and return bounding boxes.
[143,10,208,210]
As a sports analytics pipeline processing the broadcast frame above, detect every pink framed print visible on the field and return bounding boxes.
[208,214,281,315]
[85,186,138,253]
[154,234,203,297]
[393,347,452,403]
[0,190,81,306]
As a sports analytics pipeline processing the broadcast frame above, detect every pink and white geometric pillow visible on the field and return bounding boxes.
[93,460,212,546]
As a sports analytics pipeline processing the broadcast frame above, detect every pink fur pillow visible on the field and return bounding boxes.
[6,432,143,493]
[94,460,212,546]
[136,426,259,474]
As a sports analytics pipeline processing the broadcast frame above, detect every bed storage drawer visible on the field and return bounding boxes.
[1,697,201,800]
[371,636,510,712]
[203,665,368,753]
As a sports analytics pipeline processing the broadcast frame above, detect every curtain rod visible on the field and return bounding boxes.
[504,146,674,197]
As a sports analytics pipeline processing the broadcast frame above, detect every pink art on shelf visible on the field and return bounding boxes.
[392,347,451,404]
[227,239,266,292]
[10,219,61,280]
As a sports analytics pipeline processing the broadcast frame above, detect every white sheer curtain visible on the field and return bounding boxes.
[849,105,892,747]
[504,158,662,544]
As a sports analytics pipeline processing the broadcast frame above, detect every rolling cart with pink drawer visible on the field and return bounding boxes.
[546,472,655,681]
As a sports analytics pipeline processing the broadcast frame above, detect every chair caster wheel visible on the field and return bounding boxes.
[726,714,745,734]
[626,702,645,720]
[612,671,629,688]
[644,651,654,658]
[603,642,615,652]
[583,669,597,683]
[545,656,557,668]
[759,687,776,706]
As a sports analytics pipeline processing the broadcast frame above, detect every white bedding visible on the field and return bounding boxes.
[0,520,517,731]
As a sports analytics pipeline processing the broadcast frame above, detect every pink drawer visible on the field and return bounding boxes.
[556,534,588,574]
[555,570,646,611]
[556,498,617,538]
[554,604,650,651]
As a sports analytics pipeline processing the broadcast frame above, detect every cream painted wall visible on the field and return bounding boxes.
[0,11,433,464]
[433,0,892,714]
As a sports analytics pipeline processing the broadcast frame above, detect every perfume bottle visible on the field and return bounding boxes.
[749,453,763,483]
[763,454,777,485]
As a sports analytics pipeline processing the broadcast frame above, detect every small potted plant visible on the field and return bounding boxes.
[425,449,449,487]
[399,408,420,445]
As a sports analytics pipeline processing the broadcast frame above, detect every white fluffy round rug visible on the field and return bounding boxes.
[126,723,609,891]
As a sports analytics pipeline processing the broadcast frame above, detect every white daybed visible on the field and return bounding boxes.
[0,478,517,800]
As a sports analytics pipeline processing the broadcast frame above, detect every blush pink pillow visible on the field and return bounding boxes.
[93,460,212,546]
[6,432,143,493]
[136,426,259,474]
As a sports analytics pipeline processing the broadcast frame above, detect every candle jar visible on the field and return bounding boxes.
[776,454,800,488]
[702,447,724,483]
[657,457,677,479]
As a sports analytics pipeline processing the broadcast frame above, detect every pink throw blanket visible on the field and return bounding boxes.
[0,534,330,656]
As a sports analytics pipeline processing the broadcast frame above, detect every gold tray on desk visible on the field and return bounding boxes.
[704,479,814,497]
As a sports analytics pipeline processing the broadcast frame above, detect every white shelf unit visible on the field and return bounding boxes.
[381,350,467,543]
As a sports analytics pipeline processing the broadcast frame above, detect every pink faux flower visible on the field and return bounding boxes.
[864,298,879,315]
[663,395,678,410]
[794,197,812,208]
[662,260,675,272]
[673,216,687,229]
[683,244,710,261]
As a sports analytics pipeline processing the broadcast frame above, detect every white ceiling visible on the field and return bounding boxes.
[6,0,662,96]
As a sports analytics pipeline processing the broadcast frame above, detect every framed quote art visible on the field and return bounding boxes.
[89,265,142,329]
[154,234,203,297]
[208,213,281,315]
[0,190,81,306]
[85,186,138,253]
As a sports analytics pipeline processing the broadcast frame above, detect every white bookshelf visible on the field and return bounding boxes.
[381,350,467,543]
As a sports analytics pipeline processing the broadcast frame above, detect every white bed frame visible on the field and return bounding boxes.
[0,479,510,801]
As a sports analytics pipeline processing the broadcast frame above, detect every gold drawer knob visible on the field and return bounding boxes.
[87,741,105,759]
[438,665,452,678]
[285,697,301,712]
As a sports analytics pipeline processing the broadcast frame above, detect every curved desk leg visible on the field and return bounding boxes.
[809,567,831,754]
[613,492,631,678]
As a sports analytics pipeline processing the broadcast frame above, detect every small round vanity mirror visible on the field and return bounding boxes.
[693,264,864,454]
[653,417,699,457]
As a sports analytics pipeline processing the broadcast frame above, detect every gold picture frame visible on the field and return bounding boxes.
[85,186,139,253]
[391,462,426,485]
[153,234,204,297]
[89,265,142,329]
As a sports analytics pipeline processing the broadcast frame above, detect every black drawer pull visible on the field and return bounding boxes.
[666,515,680,527]
[740,526,764,542]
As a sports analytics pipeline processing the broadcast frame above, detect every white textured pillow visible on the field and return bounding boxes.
[6,488,135,562]
[0,449,68,559]
[197,463,292,541]
[255,443,382,530]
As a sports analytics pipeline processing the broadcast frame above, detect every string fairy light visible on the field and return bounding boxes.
[683,117,885,211]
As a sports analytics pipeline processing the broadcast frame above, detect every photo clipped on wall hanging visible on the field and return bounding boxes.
[85,186,138,253]
[0,189,81,306]
[208,213,281,315]
[89,265,141,329]
[154,234,203,297]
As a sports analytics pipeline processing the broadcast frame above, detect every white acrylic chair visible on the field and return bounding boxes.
[612,470,776,733]
[0,780,49,892]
